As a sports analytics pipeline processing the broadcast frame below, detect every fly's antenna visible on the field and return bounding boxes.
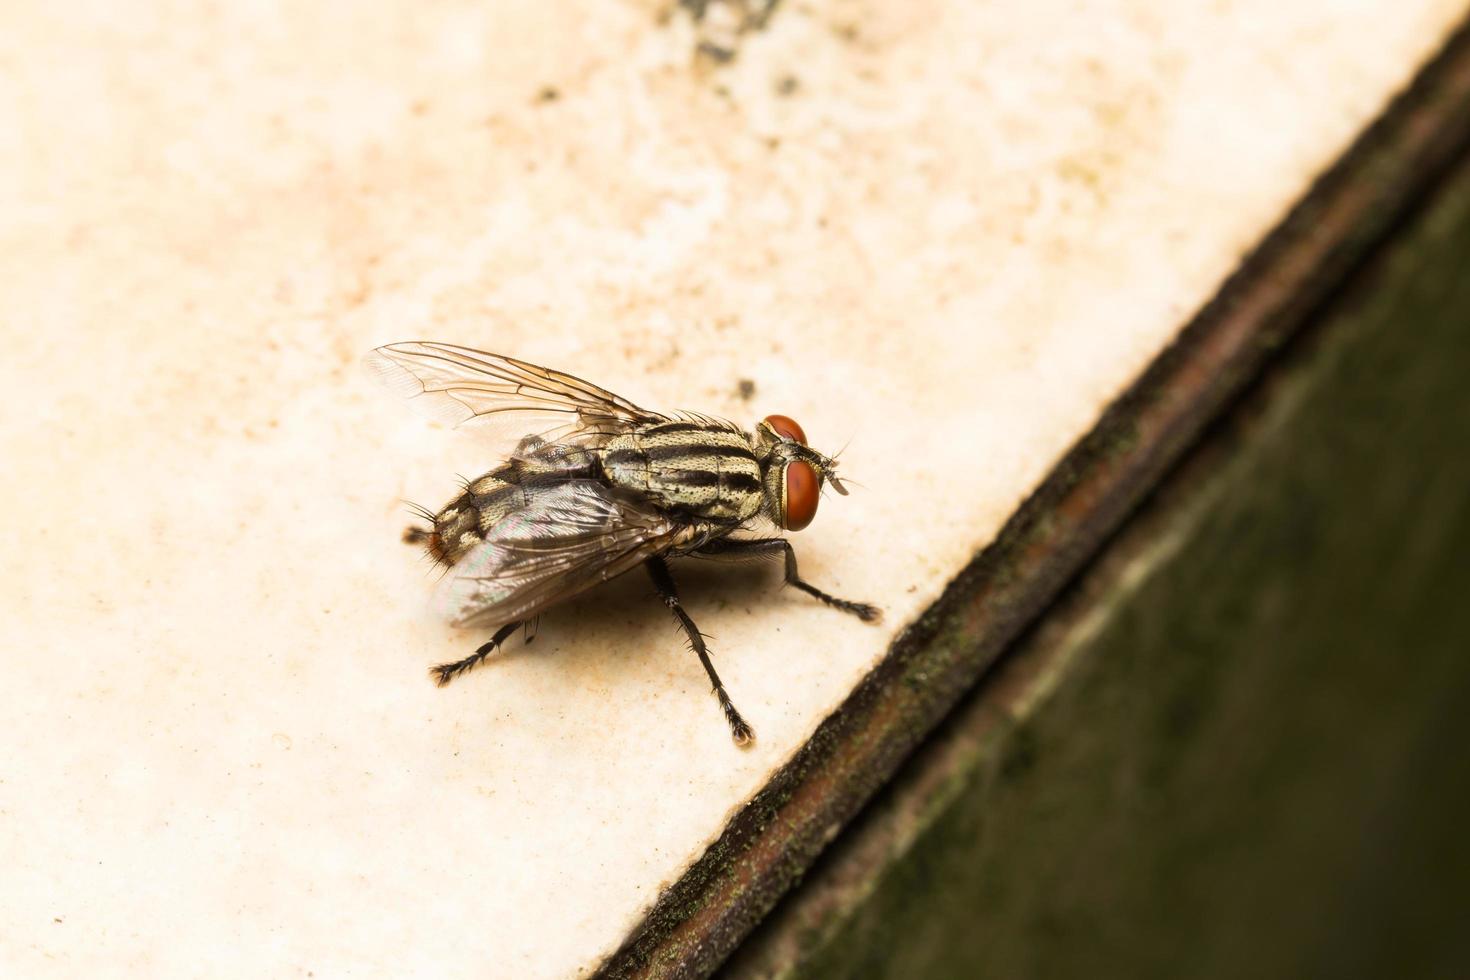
[816,436,855,495]
[805,444,854,497]
[822,459,865,495]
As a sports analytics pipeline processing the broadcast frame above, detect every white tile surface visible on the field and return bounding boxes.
[2,2,1463,976]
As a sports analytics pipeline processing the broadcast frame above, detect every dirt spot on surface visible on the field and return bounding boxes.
[675,0,783,65]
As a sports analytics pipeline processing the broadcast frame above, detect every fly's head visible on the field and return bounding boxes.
[753,414,848,532]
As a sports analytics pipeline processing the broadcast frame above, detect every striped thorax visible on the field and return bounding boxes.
[601,420,765,523]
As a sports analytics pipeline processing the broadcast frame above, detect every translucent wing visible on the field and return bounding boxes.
[365,341,667,450]
[434,481,686,628]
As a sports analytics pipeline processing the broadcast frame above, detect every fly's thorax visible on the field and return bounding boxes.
[601,421,765,522]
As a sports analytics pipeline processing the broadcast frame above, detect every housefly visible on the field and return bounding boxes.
[366,341,881,745]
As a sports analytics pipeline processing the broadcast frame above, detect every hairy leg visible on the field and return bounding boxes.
[430,620,522,687]
[645,556,754,745]
[692,537,881,622]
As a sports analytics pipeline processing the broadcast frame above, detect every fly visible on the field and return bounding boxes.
[366,341,881,745]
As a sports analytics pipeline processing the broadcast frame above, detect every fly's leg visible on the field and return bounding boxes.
[693,538,882,623]
[430,620,521,687]
[645,556,755,746]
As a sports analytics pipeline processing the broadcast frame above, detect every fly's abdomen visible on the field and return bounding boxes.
[422,444,600,566]
[424,467,528,566]
[602,422,764,522]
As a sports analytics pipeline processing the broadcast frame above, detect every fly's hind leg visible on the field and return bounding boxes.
[693,538,882,623]
[430,620,522,687]
[645,556,754,746]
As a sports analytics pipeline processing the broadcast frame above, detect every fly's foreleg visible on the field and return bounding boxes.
[693,538,882,623]
[645,556,754,746]
[430,620,521,687]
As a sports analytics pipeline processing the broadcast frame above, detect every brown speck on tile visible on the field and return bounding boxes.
[698,42,736,65]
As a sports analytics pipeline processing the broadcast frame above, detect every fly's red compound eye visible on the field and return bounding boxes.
[782,460,820,531]
[763,414,807,445]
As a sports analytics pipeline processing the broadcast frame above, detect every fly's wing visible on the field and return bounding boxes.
[434,481,685,629]
[365,341,667,453]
